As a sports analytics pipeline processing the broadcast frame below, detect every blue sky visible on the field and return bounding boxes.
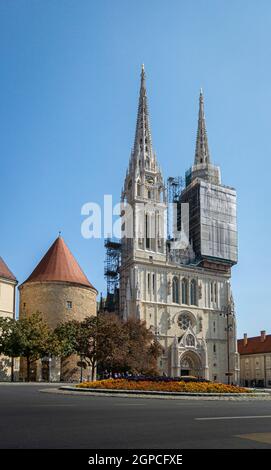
[0,1,270,337]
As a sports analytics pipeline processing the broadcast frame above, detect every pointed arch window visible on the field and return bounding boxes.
[137,182,141,196]
[190,279,197,306]
[210,281,217,303]
[172,276,179,304]
[182,278,188,305]
[214,282,217,303]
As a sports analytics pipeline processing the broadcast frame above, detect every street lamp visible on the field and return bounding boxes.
[220,281,234,385]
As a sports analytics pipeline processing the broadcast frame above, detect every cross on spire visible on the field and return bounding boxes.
[194,89,211,165]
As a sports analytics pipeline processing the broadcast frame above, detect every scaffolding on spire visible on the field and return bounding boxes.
[167,176,184,239]
[104,239,121,312]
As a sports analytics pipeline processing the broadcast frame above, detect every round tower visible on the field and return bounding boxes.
[19,236,97,382]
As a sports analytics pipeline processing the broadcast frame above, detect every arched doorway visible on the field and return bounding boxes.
[180,352,202,378]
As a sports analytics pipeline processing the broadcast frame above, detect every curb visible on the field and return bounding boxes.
[59,385,268,398]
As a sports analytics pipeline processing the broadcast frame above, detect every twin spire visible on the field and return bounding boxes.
[132,66,211,169]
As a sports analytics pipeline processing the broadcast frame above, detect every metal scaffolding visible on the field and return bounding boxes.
[167,176,184,239]
[104,239,121,312]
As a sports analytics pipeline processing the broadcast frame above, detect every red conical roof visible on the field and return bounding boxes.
[0,257,17,282]
[23,237,96,290]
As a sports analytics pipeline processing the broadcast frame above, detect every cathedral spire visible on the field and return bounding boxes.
[194,89,211,165]
[133,65,154,166]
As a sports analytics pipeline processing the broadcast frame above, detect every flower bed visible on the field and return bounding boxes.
[77,379,250,394]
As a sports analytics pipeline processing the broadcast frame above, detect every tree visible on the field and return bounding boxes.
[96,316,162,376]
[55,314,127,381]
[0,317,22,381]
[54,320,80,357]
[55,314,162,381]
[122,318,162,375]
[96,314,128,375]
[0,313,54,381]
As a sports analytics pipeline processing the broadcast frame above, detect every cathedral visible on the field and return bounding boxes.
[119,66,239,383]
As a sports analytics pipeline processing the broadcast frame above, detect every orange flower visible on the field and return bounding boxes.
[76,379,249,394]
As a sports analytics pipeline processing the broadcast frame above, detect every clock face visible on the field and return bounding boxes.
[146,176,154,185]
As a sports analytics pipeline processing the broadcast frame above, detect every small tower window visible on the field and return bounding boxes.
[67,301,73,309]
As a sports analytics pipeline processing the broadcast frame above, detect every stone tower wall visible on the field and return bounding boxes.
[19,281,97,382]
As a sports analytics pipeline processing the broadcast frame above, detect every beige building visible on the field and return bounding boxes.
[0,257,18,381]
[19,236,97,382]
[238,331,271,388]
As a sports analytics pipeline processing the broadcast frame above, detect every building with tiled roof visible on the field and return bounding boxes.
[19,236,97,382]
[0,256,18,381]
[238,331,271,388]
[22,236,95,289]
[0,257,17,282]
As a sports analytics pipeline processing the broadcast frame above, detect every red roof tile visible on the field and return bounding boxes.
[0,257,17,282]
[238,335,271,355]
[22,237,96,290]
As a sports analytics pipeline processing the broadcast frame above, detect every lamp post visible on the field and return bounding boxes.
[80,355,83,383]
[220,281,234,385]
[48,356,52,383]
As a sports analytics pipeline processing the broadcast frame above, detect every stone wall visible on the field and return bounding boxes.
[19,281,97,382]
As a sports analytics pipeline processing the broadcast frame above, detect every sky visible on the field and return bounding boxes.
[0,0,270,337]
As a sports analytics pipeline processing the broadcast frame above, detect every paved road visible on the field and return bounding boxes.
[1,383,271,449]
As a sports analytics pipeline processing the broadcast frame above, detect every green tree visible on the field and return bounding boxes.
[95,314,127,375]
[55,314,126,381]
[122,318,162,375]
[0,313,54,381]
[54,314,162,381]
[0,317,22,381]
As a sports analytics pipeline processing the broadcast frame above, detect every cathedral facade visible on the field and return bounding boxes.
[119,66,239,383]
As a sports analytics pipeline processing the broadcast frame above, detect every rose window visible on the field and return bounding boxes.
[178,313,191,330]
